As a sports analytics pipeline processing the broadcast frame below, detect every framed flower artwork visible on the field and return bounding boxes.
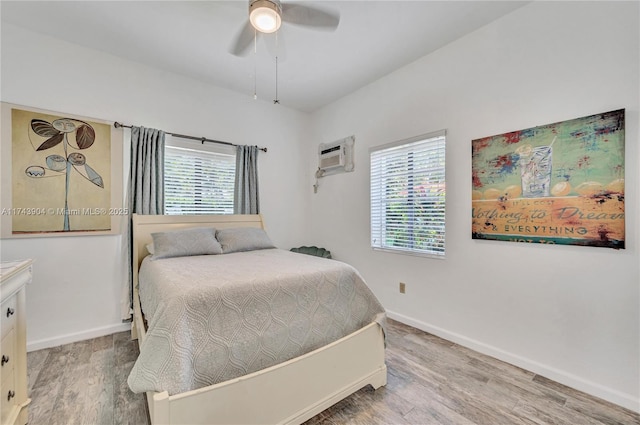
[0,103,124,237]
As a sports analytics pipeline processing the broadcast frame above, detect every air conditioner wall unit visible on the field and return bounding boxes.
[317,136,355,174]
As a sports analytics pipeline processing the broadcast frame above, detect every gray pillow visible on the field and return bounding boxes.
[151,227,222,259]
[216,227,275,253]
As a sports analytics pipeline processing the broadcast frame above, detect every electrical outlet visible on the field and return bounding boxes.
[399,282,406,294]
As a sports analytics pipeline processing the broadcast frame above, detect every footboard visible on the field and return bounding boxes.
[149,322,386,425]
[132,288,386,425]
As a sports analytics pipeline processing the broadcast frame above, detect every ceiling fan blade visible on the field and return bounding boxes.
[281,4,340,30]
[229,21,256,56]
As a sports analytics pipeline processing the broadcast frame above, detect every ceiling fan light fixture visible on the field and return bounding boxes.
[249,0,282,33]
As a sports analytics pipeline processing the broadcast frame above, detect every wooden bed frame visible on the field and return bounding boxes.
[130,214,387,425]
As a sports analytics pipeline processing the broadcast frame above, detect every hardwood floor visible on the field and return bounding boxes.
[27,331,149,425]
[27,319,639,425]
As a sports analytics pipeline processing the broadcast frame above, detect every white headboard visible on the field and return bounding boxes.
[131,214,265,286]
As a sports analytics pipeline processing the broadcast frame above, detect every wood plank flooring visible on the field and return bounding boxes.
[27,331,149,425]
[27,319,639,425]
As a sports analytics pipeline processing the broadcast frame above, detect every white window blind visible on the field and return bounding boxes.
[164,145,235,215]
[370,131,446,257]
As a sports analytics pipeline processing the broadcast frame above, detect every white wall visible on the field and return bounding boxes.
[308,1,639,412]
[0,24,311,349]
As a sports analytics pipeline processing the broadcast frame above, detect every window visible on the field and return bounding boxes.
[370,130,446,257]
[164,139,235,215]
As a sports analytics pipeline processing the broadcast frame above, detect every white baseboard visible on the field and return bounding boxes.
[386,310,640,414]
[27,322,131,352]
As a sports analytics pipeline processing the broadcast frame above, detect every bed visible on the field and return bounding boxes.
[129,214,387,425]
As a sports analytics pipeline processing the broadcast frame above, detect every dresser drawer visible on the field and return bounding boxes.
[0,260,30,425]
[0,330,15,382]
[0,296,17,338]
[0,360,16,425]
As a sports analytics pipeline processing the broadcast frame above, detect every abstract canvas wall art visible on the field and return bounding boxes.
[471,109,625,249]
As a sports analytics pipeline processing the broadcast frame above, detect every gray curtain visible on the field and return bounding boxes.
[234,145,260,214]
[120,126,165,320]
[130,126,165,214]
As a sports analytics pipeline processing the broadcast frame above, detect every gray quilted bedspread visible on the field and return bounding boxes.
[127,248,385,395]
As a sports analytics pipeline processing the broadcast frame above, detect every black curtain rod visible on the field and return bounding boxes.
[113,122,267,152]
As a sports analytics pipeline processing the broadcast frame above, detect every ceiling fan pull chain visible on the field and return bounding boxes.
[274,56,279,104]
[253,28,258,100]
[274,30,280,104]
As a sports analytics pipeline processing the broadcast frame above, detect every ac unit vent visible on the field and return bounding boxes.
[320,153,343,169]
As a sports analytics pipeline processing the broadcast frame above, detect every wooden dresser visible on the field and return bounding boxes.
[0,260,31,425]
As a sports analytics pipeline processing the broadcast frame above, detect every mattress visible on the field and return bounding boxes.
[127,248,385,395]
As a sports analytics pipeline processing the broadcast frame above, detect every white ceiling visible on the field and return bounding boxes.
[1,1,527,112]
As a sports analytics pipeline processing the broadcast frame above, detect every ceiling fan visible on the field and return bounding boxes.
[229,0,340,56]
